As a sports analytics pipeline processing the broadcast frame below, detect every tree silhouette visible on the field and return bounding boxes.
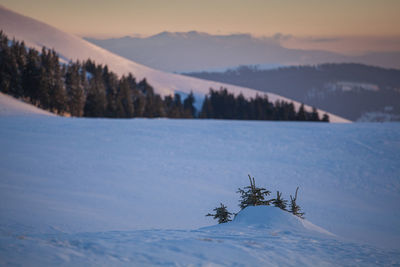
[237,175,272,210]
[290,187,305,219]
[206,203,232,224]
[272,191,288,211]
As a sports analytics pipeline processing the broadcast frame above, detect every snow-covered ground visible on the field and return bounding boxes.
[0,6,350,123]
[0,94,399,265]
[2,206,399,266]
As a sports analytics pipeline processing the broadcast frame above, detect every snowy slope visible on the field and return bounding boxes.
[0,6,350,123]
[0,115,399,250]
[0,92,54,117]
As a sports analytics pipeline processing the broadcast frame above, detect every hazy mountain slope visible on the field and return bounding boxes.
[0,92,54,117]
[85,31,347,72]
[0,6,349,122]
[86,31,400,72]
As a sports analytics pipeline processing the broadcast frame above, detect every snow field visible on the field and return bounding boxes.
[0,116,399,247]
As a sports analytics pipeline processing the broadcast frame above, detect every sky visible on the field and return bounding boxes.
[0,0,399,54]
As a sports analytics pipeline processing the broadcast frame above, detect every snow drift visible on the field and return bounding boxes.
[225,206,334,236]
[0,5,350,122]
[204,205,335,239]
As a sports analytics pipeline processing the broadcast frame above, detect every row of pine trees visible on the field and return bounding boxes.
[0,31,329,122]
[201,88,329,121]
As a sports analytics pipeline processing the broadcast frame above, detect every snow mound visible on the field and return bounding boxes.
[0,5,350,123]
[0,92,54,117]
[212,206,334,237]
[233,206,304,228]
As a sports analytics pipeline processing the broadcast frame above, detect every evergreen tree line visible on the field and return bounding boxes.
[0,31,328,121]
[201,88,329,121]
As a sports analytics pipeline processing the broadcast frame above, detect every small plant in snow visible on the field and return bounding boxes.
[206,175,305,225]
[237,175,272,210]
[206,203,232,224]
[290,187,305,219]
[272,191,288,211]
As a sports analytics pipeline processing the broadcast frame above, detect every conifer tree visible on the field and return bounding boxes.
[235,93,248,120]
[0,38,23,97]
[183,92,196,118]
[206,203,232,224]
[65,62,85,117]
[23,49,41,104]
[164,95,174,117]
[0,44,14,95]
[133,94,146,117]
[126,73,137,91]
[167,93,183,118]
[84,67,107,117]
[237,175,272,210]
[310,107,320,121]
[152,94,166,117]
[38,61,51,109]
[322,113,330,122]
[272,191,288,211]
[0,31,12,94]
[116,76,134,117]
[49,50,67,114]
[103,67,119,117]
[9,39,26,97]
[200,95,213,118]
[137,78,154,96]
[289,187,305,219]
[79,64,89,94]
[287,103,297,121]
[297,104,307,121]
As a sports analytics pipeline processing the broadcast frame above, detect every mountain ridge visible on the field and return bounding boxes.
[86,30,400,73]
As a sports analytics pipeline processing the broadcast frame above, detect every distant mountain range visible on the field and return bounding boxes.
[185,63,400,121]
[86,31,400,72]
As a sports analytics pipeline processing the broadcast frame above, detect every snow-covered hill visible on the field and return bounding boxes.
[0,6,350,123]
[0,92,54,117]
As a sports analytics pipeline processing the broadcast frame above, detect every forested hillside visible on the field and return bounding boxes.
[0,32,328,122]
[185,64,400,121]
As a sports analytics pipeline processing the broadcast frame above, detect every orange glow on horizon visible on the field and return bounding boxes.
[1,0,399,53]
